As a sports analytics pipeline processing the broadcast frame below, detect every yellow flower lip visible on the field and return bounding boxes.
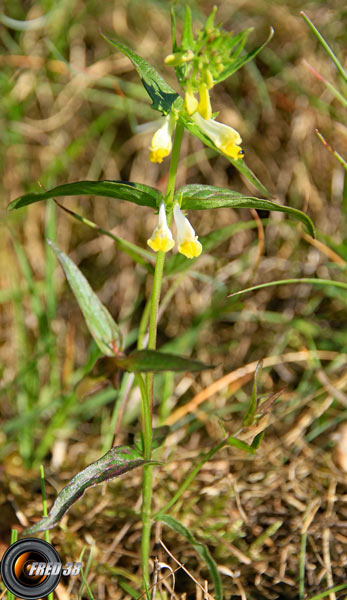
[147,203,174,253]
[149,115,175,164]
[178,239,202,259]
[173,203,202,259]
[192,112,244,159]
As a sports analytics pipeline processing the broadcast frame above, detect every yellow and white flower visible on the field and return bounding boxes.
[173,203,202,259]
[149,114,175,164]
[147,202,175,253]
[192,112,244,160]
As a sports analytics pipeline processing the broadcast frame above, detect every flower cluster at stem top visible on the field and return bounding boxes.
[147,202,202,259]
[148,7,244,165]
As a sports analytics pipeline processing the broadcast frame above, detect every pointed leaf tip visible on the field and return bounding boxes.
[114,349,215,373]
[23,445,157,534]
[102,35,179,115]
[47,239,122,356]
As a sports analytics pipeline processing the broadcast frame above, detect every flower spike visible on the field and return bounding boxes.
[192,112,244,160]
[147,203,175,253]
[149,114,175,164]
[173,204,202,259]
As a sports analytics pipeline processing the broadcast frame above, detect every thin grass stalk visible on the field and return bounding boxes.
[7,529,18,600]
[40,465,54,600]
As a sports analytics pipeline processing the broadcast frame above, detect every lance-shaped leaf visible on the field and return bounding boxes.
[102,35,179,115]
[176,184,315,237]
[8,180,162,211]
[156,514,223,600]
[114,349,214,373]
[23,446,156,534]
[214,28,274,84]
[48,239,122,356]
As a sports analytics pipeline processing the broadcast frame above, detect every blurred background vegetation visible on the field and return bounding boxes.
[0,0,346,598]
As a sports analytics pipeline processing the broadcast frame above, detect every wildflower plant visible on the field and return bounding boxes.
[8,5,316,597]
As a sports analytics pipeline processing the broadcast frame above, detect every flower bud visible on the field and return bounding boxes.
[197,83,212,120]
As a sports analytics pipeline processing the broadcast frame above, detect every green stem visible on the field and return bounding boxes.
[155,439,225,519]
[136,373,152,459]
[140,120,184,588]
[137,298,151,350]
[165,120,185,204]
[40,465,54,600]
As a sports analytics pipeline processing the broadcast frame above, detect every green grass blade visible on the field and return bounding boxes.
[315,129,347,172]
[40,465,53,600]
[307,584,347,600]
[7,530,18,600]
[158,514,223,600]
[228,278,347,298]
[301,11,347,83]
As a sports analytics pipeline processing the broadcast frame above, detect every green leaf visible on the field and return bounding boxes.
[243,360,262,427]
[181,119,270,197]
[300,12,347,84]
[182,5,194,50]
[176,184,315,237]
[102,35,179,115]
[134,426,170,454]
[225,29,253,59]
[47,240,122,356]
[226,435,255,454]
[251,431,264,450]
[23,445,155,534]
[8,180,162,211]
[157,514,223,600]
[214,28,274,84]
[115,349,214,373]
